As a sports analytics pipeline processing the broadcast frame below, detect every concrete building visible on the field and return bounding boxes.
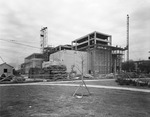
[42,45,72,61]
[46,50,88,74]
[0,63,14,77]
[72,31,124,76]
[46,31,124,76]
[43,31,125,76]
[21,31,124,77]
[21,53,43,74]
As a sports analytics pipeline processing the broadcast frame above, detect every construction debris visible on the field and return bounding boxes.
[44,65,67,80]
[28,65,68,81]
[0,75,25,83]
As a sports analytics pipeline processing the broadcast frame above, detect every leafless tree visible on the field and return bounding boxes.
[73,51,90,97]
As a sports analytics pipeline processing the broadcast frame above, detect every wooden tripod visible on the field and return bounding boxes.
[73,76,91,97]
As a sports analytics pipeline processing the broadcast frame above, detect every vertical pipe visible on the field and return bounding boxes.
[88,35,90,46]
[127,15,129,62]
[114,57,116,74]
[75,41,77,51]
[59,46,61,51]
[94,31,96,45]
[71,42,73,50]
[127,14,130,71]
[109,36,112,46]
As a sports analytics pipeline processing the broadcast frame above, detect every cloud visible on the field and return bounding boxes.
[0,0,150,67]
[128,4,150,60]
[131,5,150,31]
[0,2,41,66]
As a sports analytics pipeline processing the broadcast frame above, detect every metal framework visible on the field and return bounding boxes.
[40,27,48,53]
[71,31,124,75]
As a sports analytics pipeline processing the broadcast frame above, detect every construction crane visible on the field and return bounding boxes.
[40,27,48,53]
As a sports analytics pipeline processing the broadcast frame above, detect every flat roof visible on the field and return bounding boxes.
[25,53,43,59]
[72,31,111,43]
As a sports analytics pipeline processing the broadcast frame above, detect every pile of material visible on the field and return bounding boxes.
[44,65,67,80]
[29,65,67,80]
[29,65,68,80]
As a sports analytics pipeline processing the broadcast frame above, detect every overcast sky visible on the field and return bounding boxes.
[0,0,150,68]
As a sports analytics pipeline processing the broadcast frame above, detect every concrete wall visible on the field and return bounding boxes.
[49,50,88,74]
[32,59,43,68]
[48,48,121,76]
[95,49,112,74]
[42,61,61,68]
[24,59,43,74]
[0,63,13,77]
[49,49,113,75]
[88,48,112,75]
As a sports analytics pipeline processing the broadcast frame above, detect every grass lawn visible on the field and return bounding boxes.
[0,84,150,117]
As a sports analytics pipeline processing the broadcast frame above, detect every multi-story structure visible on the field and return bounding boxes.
[72,31,124,76]
[21,53,43,74]
[46,31,124,76]
[21,31,125,77]
[42,45,72,61]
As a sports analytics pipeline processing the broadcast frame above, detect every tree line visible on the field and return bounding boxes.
[122,60,150,74]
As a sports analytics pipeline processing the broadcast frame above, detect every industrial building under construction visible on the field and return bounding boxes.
[21,30,125,78]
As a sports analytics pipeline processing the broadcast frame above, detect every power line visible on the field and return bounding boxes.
[0,56,5,63]
[0,38,40,49]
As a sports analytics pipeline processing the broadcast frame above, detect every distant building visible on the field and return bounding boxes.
[71,31,124,76]
[43,50,88,74]
[42,45,72,62]
[0,63,14,77]
[21,53,43,74]
[21,31,125,77]
[44,31,124,76]
[134,60,150,73]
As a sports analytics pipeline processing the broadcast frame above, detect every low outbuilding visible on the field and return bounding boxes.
[0,62,14,77]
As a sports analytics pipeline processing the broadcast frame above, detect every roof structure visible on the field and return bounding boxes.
[0,62,14,68]
[25,53,43,59]
[72,31,111,43]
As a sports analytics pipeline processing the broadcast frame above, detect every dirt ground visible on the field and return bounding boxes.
[0,81,150,117]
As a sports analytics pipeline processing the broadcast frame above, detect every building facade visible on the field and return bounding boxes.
[47,50,88,74]
[0,63,14,77]
[21,31,125,77]
[72,31,124,76]
[21,53,43,74]
[45,31,124,76]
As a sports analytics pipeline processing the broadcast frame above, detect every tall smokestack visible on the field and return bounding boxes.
[127,14,129,62]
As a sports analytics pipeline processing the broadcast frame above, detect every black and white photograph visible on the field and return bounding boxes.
[0,0,150,117]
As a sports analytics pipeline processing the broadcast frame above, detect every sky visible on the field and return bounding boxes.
[0,0,150,68]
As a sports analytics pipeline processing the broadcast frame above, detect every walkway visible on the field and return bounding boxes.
[0,79,150,93]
